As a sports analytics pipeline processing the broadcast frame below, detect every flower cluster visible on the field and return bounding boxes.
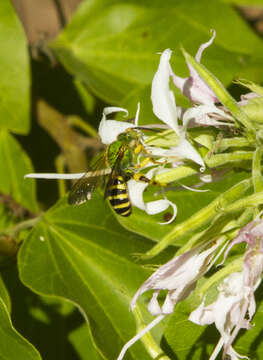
[117,217,263,360]
[113,31,263,360]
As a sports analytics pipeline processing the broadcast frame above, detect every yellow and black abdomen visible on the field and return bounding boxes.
[107,176,132,217]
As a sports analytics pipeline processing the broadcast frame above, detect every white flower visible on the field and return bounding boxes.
[190,217,263,360]
[116,241,222,360]
[127,168,177,225]
[171,30,218,105]
[131,241,221,315]
[98,106,137,144]
[151,48,205,169]
[189,273,248,360]
[151,48,179,135]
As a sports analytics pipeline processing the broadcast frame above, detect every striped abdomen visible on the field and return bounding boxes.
[107,176,132,217]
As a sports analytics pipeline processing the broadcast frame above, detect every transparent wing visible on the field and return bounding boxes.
[68,151,110,205]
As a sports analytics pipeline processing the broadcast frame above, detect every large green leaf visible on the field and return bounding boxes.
[0,131,38,213]
[18,194,166,360]
[0,0,30,134]
[51,0,263,122]
[69,322,108,360]
[0,272,41,360]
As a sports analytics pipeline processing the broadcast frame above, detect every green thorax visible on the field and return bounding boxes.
[107,140,133,173]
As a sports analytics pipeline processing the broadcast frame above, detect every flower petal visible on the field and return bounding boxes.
[172,136,205,170]
[170,30,218,105]
[151,49,179,134]
[24,172,86,179]
[98,107,134,144]
[182,104,232,128]
[195,29,216,63]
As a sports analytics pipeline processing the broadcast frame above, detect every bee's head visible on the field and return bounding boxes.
[117,128,140,144]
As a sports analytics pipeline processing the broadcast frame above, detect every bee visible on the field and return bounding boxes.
[68,129,142,217]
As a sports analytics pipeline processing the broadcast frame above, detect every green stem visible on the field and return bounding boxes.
[252,148,263,193]
[218,137,252,151]
[3,217,40,240]
[155,165,197,183]
[143,178,252,259]
[224,191,263,213]
[205,152,253,167]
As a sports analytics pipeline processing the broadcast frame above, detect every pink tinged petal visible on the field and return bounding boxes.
[171,30,218,105]
[151,49,179,134]
[148,291,162,316]
[182,104,232,128]
[131,242,219,311]
[162,293,175,314]
[239,92,260,106]
[251,222,263,238]
[98,107,134,144]
[226,346,249,360]
[189,300,215,325]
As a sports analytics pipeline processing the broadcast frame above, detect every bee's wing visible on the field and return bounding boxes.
[68,151,110,205]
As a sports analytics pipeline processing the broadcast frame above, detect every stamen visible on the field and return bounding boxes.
[116,314,165,360]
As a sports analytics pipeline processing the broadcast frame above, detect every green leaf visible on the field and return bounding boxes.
[2,264,85,360]
[0,273,41,360]
[69,322,108,360]
[0,0,30,134]
[0,274,11,312]
[0,131,38,213]
[18,194,165,360]
[163,301,210,360]
[51,0,263,120]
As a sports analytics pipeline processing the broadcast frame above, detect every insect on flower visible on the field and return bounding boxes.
[68,127,162,217]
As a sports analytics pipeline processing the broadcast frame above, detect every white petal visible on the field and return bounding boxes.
[98,107,134,144]
[134,102,140,126]
[173,136,205,170]
[24,172,85,179]
[182,105,231,128]
[195,29,216,63]
[127,179,148,211]
[128,178,177,224]
[147,291,162,315]
[189,300,214,325]
[145,199,170,215]
[151,49,179,134]
[162,293,175,314]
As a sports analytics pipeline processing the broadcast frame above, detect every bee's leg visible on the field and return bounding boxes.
[132,173,167,187]
[133,157,151,169]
